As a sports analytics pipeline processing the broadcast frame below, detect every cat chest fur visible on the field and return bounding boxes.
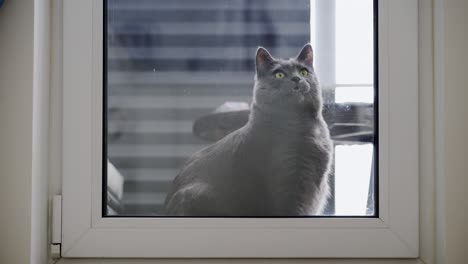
[236,121,333,215]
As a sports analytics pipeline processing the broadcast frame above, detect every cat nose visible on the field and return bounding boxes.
[291,76,301,83]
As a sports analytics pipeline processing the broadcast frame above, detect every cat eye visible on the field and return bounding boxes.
[299,69,309,77]
[275,72,285,79]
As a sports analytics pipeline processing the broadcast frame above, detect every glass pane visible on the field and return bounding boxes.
[105,0,377,217]
[335,86,374,104]
[335,0,374,84]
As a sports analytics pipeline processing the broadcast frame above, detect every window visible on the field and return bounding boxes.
[105,0,376,217]
[62,0,418,258]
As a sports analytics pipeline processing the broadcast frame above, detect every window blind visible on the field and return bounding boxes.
[107,0,311,215]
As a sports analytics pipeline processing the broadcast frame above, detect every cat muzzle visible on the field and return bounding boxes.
[294,83,310,94]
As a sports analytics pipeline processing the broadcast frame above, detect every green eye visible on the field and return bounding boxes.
[275,72,285,79]
[300,69,308,77]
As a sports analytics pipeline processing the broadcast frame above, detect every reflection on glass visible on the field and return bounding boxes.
[105,0,376,217]
[335,0,374,84]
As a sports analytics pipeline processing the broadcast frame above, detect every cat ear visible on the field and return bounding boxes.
[296,43,314,67]
[255,47,275,72]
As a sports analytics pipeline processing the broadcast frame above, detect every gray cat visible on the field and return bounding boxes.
[164,44,333,216]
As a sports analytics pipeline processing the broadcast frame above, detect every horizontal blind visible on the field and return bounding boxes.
[107,0,311,215]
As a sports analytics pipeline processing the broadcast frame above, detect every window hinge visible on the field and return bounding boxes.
[51,195,62,259]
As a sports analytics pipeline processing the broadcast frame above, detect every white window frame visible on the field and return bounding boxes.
[61,0,419,258]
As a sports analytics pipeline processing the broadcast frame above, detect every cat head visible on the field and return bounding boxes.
[253,44,321,113]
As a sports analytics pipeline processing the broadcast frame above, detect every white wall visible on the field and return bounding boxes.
[0,1,35,263]
[0,0,50,263]
[440,1,468,263]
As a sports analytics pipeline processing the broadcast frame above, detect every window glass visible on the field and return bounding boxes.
[105,0,376,217]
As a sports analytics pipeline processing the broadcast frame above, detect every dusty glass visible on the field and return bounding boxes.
[104,0,377,217]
